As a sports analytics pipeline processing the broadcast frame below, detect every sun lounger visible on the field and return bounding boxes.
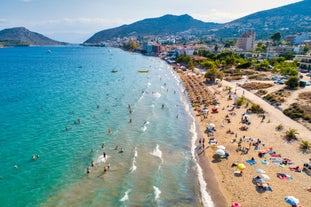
[277,173,292,180]
[289,166,301,172]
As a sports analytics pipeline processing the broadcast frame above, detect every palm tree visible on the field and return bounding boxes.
[300,140,311,153]
[285,128,298,142]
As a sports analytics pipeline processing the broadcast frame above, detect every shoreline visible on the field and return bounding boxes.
[177,69,311,207]
[177,70,229,207]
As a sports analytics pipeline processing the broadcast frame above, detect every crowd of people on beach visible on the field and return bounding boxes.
[178,69,310,207]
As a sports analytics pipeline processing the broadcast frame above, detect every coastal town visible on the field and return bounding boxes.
[1,0,311,206]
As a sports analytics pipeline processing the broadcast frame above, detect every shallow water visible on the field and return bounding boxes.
[0,46,213,207]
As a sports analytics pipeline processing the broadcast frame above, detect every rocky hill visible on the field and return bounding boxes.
[213,0,311,39]
[0,27,66,47]
[84,14,220,44]
[84,0,310,44]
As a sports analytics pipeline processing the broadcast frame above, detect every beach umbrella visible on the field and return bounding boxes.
[256,169,266,174]
[260,174,270,181]
[237,163,246,170]
[208,123,215,128]
[216,149,225,156]
[284,196,299,205]
[231,202,241,207]
[217,145,226,150]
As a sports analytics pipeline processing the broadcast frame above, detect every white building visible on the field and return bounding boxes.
[236,30,256,51]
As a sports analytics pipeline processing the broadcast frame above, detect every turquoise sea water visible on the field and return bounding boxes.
[0,46,213,207]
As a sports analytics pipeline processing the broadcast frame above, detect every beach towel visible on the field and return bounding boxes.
[270,154,281,157]
[261,160,269,165]
[246,159,256,165]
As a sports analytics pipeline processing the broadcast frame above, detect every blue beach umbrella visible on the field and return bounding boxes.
[284,196,299,205]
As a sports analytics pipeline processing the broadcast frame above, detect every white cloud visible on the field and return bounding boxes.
[192,10,250,23]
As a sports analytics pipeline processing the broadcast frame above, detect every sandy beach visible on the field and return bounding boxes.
[179,71,311,207]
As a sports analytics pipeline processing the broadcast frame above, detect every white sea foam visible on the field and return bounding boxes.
[130,148,138,173]
[153,92,161,98]
[150,144,163,162]
[189,115,214,207]
[141,125,147,132]
[153,185,161,200]
[134,147,138,157]
[95,154,108,164]
[147,82,151,86]
[176,74,214,207]
[120,189,131,202]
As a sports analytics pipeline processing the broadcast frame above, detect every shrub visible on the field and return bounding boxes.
[276,124,284,130]
[285,128,298,142]
[300,140,311,153]
[250,103,264,113]
[237,97,245,107]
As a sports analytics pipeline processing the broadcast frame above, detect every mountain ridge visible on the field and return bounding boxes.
[84,14,220,44]
[84,0,310,44]
[0,27,67,47]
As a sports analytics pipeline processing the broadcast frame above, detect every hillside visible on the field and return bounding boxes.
[0,27,66,47]
[213,0,311,39]
[84,14,220,44]
[84,0,311,43]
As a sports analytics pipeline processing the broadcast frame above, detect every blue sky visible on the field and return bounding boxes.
[0,0,301,43]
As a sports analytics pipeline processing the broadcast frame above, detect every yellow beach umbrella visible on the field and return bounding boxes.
[237,163,246,170]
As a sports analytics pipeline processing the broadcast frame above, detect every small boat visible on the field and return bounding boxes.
[111,69,118,73]
[137,70,149,73]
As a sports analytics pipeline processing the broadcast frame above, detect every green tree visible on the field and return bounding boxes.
[204,67,224,82]
[200,60,216,69]
[123,40,140,51]
[270,31,282,45]
[279,52,296,60]
[274,61,298,76]
[302,45,310,55]
[285,76,299,89]
[256,59,270,71]
[224,39,235,48]
[255,41,267,52]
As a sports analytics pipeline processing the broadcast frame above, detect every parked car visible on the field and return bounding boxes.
[306,73,311,77]
[277,79,285,84]
[272,75,280,80]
